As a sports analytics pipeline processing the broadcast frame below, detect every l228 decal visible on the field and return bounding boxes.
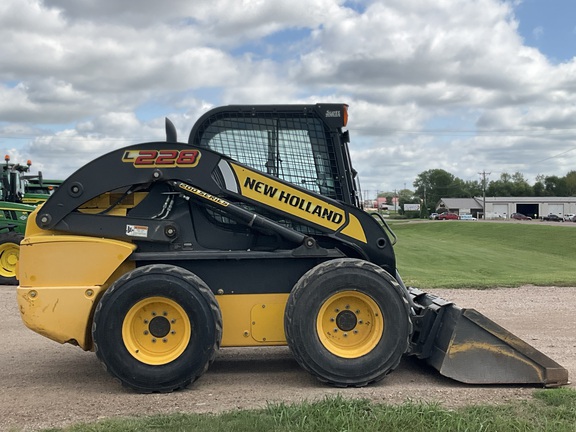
[122,149,201,167]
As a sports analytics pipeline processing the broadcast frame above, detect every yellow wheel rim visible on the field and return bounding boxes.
[122,296,191,365]
[316,290,384,358]
[0,242,19,278]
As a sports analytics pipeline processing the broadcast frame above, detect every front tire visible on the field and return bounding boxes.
[92,264,222,393]
[284,258,411,387]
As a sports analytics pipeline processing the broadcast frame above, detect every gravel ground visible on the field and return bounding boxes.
[1,285,574,431]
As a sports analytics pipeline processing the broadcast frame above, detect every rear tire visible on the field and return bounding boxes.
[284,258,411,387]
[0,232,23,285]
[92,264,222,393]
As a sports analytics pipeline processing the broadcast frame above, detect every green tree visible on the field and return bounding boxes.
[487,172,532,196]
[510,172,533,196]
[533,174,545,196]
[564,171,576,195]
[487,173,512,196]
[413,169,463,213]
[397,189,420,217]
[544,175,568,196]
[463,179,483,197]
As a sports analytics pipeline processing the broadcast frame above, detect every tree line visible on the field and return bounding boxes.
[377,169,576,214]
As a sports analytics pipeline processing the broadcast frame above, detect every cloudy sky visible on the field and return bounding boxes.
[1,0,575,198]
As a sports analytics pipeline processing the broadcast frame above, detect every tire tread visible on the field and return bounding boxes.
[285,258,411,387]
[92,264,222,393]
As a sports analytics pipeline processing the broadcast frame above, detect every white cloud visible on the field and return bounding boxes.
[1,0,575,192]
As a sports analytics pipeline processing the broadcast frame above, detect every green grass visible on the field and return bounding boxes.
[391,221,576,288]
[41,391,576,432]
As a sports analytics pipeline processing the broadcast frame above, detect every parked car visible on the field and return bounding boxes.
[429,213,439,220]
[563,214,575,221]
[437,212,459,220]
[459,214,476,220]
[543,214,564,222]
[511,213,531,220]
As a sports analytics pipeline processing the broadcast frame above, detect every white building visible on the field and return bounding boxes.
[437,197,576,219]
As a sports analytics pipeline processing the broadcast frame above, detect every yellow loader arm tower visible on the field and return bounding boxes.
[17,104,569,392]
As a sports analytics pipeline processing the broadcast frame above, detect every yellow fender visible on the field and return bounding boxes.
[17,234,135,350]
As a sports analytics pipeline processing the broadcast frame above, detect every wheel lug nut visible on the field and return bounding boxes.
[162,338,168,343]
[163,311,168,316]
[330,318,335,322]
[144,319,149,324]
[171,331,176,335]
[343,333,348,337]
[152,338,157,343]
[143,330,149,335]
[151,312,156,316]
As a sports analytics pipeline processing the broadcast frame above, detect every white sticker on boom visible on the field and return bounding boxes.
[126,224,149,238]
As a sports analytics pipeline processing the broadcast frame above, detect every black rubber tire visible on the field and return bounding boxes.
[284,258,411,387]
[0,232,23,285]
[92,264,222,393]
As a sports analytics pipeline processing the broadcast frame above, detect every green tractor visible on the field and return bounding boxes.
[24,177,63,205]
[0,156,55,284]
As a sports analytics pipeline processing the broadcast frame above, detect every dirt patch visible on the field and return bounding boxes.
[1,285,574,431]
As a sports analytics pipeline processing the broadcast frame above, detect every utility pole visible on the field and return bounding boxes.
[479,170,491,219]
[424,184,427,209]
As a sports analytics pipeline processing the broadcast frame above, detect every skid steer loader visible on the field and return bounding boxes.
[17,104,568,392]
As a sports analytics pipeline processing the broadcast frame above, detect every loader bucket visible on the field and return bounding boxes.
[408,288,569,387]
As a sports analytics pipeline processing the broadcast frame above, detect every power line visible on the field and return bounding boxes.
[531,147,576,165]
